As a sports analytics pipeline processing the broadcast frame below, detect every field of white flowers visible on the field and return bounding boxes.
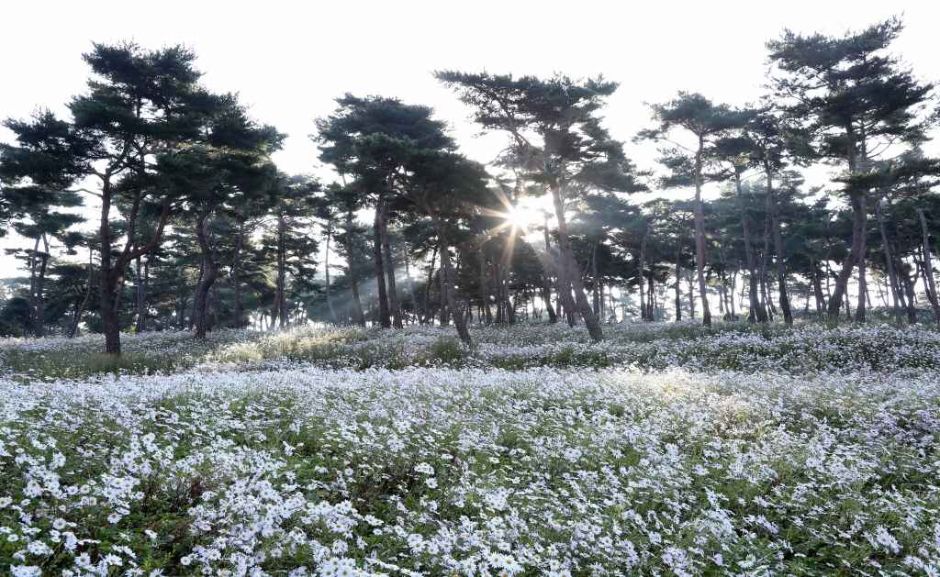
[2,323,940,576]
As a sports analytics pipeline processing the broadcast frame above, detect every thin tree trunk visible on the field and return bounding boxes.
[193,212,219,339]
[99,176,122,354]
[380,203,402,328]
[918,208,940,324]
[323,219,337,324]
[33,234,50,336]
[766,169,792,325]
[550,183,602,340]
[69,247,95,338]
[734,171,765,323]
[855,192,868,323]
[434,218,471,345]
[544,213,576,326]
[828,193,866,321]
[674,247,682,322]
[275,211,288,329]
[638,224,649,322]
[372,195,391,328]
[876,200,903,324]
[693,139,712,326]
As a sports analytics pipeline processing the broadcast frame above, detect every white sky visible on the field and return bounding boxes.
[1,0,938,277]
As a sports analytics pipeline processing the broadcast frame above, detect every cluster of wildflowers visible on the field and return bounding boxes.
[2,353,940,574]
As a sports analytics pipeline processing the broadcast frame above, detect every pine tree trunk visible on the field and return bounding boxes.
[827,192,866,321]
[435,218,471,345]
[875,201,903,324]
[275,211,288,329]
[34,235,50,337]
[638,224,649,321]
[194,212,218,339]
[917,208,940,324]
[549,183,602,340]
[380,202,402,328]
[855,193,868,323]
[478,248,492,324]
[69,247,94,338]
[423,246,437,325]
[735,171,765,323]
[693,140,712,326]
[544,214,576,326]
[674,247,682,322]
[98,177,122,355]
[231,222,246,328]
[343,209,366,326]
[591,243,600,316]
[828,130,867,322]
[134,255,147,333]
[372,195,391,328]
[323,222,338,324]
[766,169,792,325]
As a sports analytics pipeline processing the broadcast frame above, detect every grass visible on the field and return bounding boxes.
[3,319,940,381]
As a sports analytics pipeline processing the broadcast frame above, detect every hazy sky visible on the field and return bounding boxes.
[1,0,938,276]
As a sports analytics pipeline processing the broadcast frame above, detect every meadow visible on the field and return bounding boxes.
[2,322,940,576]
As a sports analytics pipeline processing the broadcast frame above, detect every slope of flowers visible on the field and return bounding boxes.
[2,366,940,575]
[5,322,940,378]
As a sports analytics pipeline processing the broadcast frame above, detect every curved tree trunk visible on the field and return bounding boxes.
[193,212,219,339]
[550,183,602,341]
[827,193,866,321]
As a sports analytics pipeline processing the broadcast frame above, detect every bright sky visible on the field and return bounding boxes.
[1,0,938,277]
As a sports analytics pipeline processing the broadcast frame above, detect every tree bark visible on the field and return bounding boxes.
[875,200,903,324]
[33,234,50,336]
[638,223,650,321]
[372,195,391,328]
[231,222,246,328]
[544,214,576,326]
[434,219,471,345]
[917,208,940,324]
[323,219,337,324]
[693,138,712,326]
[828,127,867,322]
[674,246,682,322]
[734,171,766,323]
[193,212,219,339]
[765,169,792,325]
[274,211,288,329]
[69,247,94,338]
[827,193,866,321]
[380,202,402,328]
[855,192,868,323]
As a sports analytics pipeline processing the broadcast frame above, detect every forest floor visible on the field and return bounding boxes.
[2,320,940,575]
